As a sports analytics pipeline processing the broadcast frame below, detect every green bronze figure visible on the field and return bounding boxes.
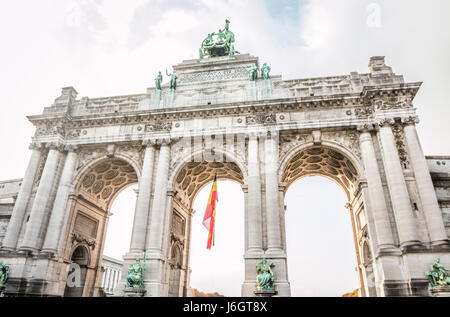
[166,69,178,90]
[199,19,237,58]
[247,64,258,81]
[256,258,275,291]
[0,260,9,285]
[126,258,145,289]
[261,63,271,80]
[426,258,450,287]
[155,71,163,91]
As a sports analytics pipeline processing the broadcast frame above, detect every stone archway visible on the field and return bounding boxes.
[164,154,245,297]
[280,144,370,296]
[64,245,90,297]
[60,156,139,297]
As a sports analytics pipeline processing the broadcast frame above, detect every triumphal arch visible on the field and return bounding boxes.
[0,20,449,297]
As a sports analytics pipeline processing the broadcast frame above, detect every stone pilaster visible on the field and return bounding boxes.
[145,138,171,296]
[42,145,79,254]
[358,125,397,253]
[2,143,42,251]
[129,140,156,253]
[246,133,263,254]
[264,131,283,253]
[20,142,63,252]
[402,117,449,246]
[377,119,421,249]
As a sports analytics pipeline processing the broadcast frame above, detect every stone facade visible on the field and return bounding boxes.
[0,53,449,297]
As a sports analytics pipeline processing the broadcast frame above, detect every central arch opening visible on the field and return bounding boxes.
[285,176,358,296]
[190,180,244,296]
[282,145,367,297]
[169,159,245,297]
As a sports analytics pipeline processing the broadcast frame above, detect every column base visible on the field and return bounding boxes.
[431,239,450,247]
[376,245,402,257]
[124,287,147,297]
[18,246,39,253]
[431,286,450,297]
[399,241,425,252]
[254,289,277,297]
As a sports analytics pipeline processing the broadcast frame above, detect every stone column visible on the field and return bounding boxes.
[246,133,263,253]
[145,139,171,296]
[146,139,171,253]
[129,140,156,252]
[377,119,421,248]
[42,146,78,254]
[103,268,110,290]
[20,143,62,252]
[264,131,283,253]
[162,189,176,259]
[2,143,42,251]
[358,126,397,252]
[402,117,449,246]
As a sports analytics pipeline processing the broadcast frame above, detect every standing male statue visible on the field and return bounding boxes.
[166,69,178,91]
[247,64,258,81]
[261,63,271,80]
[155,71,163,91]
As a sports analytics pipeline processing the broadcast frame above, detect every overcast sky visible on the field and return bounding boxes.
[1,0,449,296]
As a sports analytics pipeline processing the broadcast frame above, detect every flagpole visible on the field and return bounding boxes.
[213,174,217,247]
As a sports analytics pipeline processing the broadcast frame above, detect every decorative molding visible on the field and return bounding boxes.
[246,113,276,125]
[392,124,410,169]
[145,122,173,132]
[71,233,96,250]
[401,116,420,126]
[376,118,396,127]
[373,97,412,111]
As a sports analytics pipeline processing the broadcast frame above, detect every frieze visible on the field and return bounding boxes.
[246,113,276,125]
[145,122,173,132]
[35,123,65,137]
[322,131,361,161]
[178,67,248,84]
[354,106,373,118]
[373,97,412,111]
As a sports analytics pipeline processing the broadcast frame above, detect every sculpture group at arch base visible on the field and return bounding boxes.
[0,19,449,297]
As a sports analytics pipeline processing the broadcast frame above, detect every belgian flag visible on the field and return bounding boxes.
[202,175,218,250]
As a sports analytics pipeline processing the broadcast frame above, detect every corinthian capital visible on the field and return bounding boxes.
[376,118,396,128]
[356,124,375,133]
[29,142,42,151]
[45,142,64,151]
[401,116,420,126]
[64,145,79,152]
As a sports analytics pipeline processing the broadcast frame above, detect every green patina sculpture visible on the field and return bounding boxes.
[247,64,258,81]
[166,69,178,90]
[426,258,450,287]
[256,258,275,291]
[199,19,237,58]
[0,260,10,285]
[155,71,163,91]
[126,254,146,289]
[261,63,271,80]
